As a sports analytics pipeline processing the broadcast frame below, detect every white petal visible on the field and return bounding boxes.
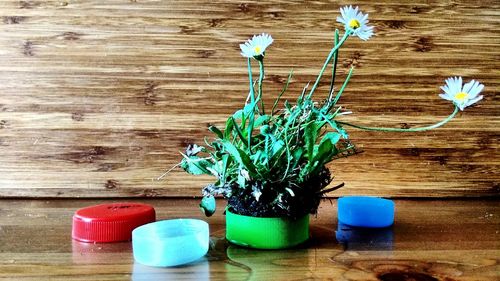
[239,33,273,58]
[455,77,463,93]
[468,83,484,99]
[353,6,359,15]
[445,77,461,95]
[336,16,346,25]
[361,13,368,23]
[462,79,475,93]
[439,93,453,101]
[340,6,347,19]
[465,95,483,107]
[357,25,374,40]
[440,85,450,95]
[443,78,453,89]
[341,7,349,22]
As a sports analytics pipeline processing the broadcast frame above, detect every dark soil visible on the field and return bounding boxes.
[228,166,334,219]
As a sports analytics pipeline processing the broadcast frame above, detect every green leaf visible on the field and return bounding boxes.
[220,154,230,183]
[221,140,258,176]
[319,132,341,148]
[336,125,349,139]
[270,140,285,158]
[208,125,223,139]
[313,132,340,168]
[209,155,231,182]
[291,147,304,169]
[234,102,257,121]
[328,120,349,139]
[304,121,326,161]
[254,115,270,127]
[232,109,248,130]
[246,100,258,148]
[229,117,247,145]
[180,155,211,175]
[285,106,302,127]
[224,117,234,140]
[243,102,255,115]
[199,196,216,217]
[250,149,262,164]
[232,109,244,120]
[237,171,246,188]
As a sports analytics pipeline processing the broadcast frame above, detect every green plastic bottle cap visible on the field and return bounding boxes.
[225,209,309,249]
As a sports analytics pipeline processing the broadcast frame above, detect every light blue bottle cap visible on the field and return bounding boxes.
[132,219,209,267]
[338,196,395,228]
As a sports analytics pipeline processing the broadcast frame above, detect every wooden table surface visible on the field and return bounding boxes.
[0,198,498,280]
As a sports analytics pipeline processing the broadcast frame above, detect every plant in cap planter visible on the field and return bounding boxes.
[165,6,484,249]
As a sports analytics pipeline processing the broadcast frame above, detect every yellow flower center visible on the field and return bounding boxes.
[454,92,469,101]
[254,45,262,54]
[349,19,361,29]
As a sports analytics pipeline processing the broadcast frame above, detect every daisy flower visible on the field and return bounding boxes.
[439,77,484,110]
[240,33,273,58]
[336,6,374,41]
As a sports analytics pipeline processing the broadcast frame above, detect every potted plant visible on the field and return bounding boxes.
[168,6,484,249]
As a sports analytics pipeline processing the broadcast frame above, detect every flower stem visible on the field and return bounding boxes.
[246,58,255,103]
[271,69,293,116]
[327,66,354,112]
[328,29,340,97]
[337,106,460,132]
[308,30,351,99]
[247,110,254,151]
[265,135,269,168]
[258,59,265,114]
[246,59,255,150]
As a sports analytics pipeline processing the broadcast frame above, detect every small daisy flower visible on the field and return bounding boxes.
[336,5,374,41]
[240,33,273,58]
[439,77,484,110]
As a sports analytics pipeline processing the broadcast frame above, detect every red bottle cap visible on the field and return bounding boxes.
[72,202,156,243]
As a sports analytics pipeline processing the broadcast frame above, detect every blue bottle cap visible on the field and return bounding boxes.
[337,196,395,228]
[132,219,209,267]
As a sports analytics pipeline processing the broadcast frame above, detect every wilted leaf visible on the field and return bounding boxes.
[186,143,204,157]
[252,185,262,201]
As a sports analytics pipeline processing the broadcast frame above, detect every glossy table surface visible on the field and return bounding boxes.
[0,198,498,280]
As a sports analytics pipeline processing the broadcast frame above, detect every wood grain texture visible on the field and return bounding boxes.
[0,198,498,280]
[0,0,498,198]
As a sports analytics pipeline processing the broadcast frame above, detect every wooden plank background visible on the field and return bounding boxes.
[0,0,498,198]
